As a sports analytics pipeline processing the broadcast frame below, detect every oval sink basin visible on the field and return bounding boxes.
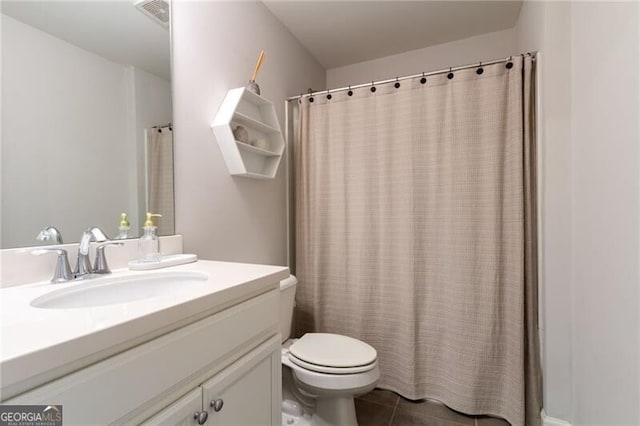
[31,271,209,309]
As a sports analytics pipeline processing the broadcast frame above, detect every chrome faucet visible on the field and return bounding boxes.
[36,226,64,244]
[32,226,123,284]
[74,226,109,278]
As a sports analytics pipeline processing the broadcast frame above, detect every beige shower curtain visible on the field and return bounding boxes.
[294,56,540,426]
[146,127,175,235]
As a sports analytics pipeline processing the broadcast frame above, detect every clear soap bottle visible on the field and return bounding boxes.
[138,213,162,262]
[117,213,130,239]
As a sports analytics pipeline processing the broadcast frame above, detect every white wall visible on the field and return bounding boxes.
[516,1,640,424]
[326,28,517,88]
[171,0,325,266]
[1,14,133,247]
[570,2,639,424]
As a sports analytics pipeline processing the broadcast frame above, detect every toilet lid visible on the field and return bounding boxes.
[289,333,377,368]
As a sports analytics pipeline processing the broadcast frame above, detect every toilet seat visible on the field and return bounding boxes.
[288,352,377,374]
[288,333,377,371]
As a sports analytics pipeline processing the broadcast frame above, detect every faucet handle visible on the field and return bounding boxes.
[32,248,73,284]
[93,241,124,274]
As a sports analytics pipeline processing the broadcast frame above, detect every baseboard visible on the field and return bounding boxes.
[542,410,572,426]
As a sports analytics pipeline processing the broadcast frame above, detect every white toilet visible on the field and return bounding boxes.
[279,275,380,426]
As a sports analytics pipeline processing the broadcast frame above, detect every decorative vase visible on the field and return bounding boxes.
[233,125,249,143]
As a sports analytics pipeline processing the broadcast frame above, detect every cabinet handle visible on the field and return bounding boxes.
[193,410,208,425]
[210,399,224,412]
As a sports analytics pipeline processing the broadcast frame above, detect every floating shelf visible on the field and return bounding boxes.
[212,88,285,179]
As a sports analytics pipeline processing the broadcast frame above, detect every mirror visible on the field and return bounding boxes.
[1,0,174,249]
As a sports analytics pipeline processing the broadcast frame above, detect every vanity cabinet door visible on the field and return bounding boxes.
[140,388,203,426]
[202,335,281,426]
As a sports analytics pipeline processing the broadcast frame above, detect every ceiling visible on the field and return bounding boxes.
[263,1,523,69]
[1,0,170,80]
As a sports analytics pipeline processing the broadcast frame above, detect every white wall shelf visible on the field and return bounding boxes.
[212,88,285,179]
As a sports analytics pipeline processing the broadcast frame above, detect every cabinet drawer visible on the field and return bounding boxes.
[7,289,279,425]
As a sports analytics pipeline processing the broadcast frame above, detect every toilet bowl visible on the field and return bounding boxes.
[279,276,379,426]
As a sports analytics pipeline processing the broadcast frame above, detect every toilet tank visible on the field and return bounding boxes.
[279,275,298,343]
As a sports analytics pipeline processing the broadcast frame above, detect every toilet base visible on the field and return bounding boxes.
[281,395,360,426]
[311,397,357,426]
[282,399,311,426]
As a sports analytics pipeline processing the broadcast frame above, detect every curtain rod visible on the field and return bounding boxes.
[286,52,537,102]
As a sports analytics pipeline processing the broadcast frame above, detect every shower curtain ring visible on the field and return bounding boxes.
[420,72,427,85]
[348,85,353,96]
[476,62,484,75]
[370,81,376,93]
[326,90,332,100]
[447,67,454,80]
[394,77,400,89]
[506,56,514,69]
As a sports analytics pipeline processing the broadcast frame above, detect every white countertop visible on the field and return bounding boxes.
[0,260,289,400]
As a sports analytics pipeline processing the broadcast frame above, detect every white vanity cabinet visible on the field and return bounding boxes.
[5,286,283,426]
[144,336,281,426]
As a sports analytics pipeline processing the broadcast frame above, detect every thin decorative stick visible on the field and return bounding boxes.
[251,50,266,81]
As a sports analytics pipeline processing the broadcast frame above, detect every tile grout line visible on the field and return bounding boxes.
[388,396,400,426]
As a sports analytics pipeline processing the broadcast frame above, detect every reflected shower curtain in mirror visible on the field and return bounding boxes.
[146,126,174,235]
[294,56,540,426]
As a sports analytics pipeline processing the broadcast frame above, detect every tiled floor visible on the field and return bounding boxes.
[355,389,511,426]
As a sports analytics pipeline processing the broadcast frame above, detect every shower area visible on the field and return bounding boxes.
[286,54,541,426]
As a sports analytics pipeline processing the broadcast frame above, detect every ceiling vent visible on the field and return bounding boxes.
[134,0,170,28]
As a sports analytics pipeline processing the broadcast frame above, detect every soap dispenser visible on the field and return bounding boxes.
[116,213,131,239]
[138,213,162,262]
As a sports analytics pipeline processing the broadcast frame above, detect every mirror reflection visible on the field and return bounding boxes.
[1,0,174,249]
